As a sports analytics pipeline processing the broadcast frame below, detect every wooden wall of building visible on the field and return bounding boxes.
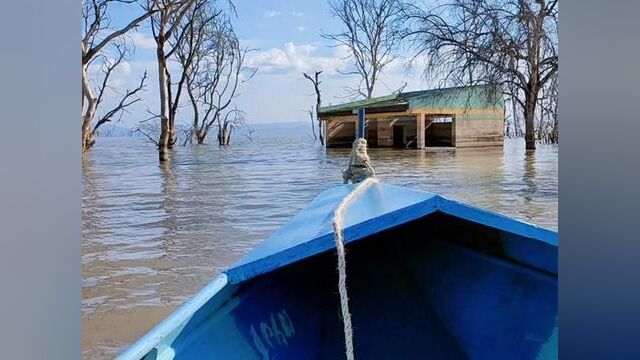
[324,109,503,148]
[454,114,503,148]
[376,120,393,146]
[326,120,356,147]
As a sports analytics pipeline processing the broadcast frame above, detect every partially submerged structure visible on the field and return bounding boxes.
[318,85,505,149]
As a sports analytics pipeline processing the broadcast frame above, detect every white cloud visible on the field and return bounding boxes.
[297,26,306,32]
[245,42,351,76]
[115,60,132,76]
[406,54,430,70]
[291,11,304,17]
[263,10,281,18]
[331,43,353,60]
[97,59,132,85]
[130,32,156,50]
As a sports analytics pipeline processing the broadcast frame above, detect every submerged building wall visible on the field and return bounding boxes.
[453,111,504,148]
[326,120,356,147]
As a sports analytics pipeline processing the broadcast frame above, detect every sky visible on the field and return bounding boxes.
[97,0,435,128]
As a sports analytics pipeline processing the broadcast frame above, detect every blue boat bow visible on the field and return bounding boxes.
[118,182,558,360]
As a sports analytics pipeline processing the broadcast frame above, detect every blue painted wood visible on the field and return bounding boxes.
[357,108,365,138]
[227,183,438,283]
[226,183,556,283]
[117,183,558,360]
[116,275,232,360]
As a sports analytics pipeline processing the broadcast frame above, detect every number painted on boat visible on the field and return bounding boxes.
[249,309,295,359]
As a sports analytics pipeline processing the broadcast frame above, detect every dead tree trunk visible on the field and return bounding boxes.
[81,62,97,153]
[196,131,207,144]
[185,74,205,144]
[218,121,229,145]
[524,93,536,150]
[82,0,155,154]
[157,42,171,162]
[82,44,146,152]
[309,108,317,140]
[149,0,197,161]
[524,78,540,150]
[303,70,324,145]
[215,109,244,146]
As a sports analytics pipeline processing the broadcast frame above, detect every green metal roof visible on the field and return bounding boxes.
[318,93,405,114]
[318,85,503,116]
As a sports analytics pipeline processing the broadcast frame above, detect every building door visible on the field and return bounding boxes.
[425,115,454,147]
[393,125,405,147]
[366,122,378,147]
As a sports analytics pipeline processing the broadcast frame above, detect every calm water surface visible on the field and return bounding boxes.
[82,123,557,358]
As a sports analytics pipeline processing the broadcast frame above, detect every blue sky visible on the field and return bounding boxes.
[98,0,434,127]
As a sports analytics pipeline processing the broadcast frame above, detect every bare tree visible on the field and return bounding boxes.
[323,0,403,99]
[243,125,256,142]
[187,17,256,145]
[175,1,221,143]
[303,70,325,145]
[403,0,558,149]
[82,0,154,153]
[135,119,162,146]
[217,108,245,145]
[88,47,148,146]
[147,0,197,162]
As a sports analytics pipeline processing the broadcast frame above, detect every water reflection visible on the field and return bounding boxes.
[523,149,538,202]
[82,132,557,358]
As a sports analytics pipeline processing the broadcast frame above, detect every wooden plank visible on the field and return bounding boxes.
[455,118,504,148]
[377,120,393,146]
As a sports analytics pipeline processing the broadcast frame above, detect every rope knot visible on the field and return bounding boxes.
[343,138,375,184]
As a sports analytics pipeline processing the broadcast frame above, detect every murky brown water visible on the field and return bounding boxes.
[82,125,557,358]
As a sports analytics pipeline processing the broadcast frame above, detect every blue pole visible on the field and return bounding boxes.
[357,108,365,139]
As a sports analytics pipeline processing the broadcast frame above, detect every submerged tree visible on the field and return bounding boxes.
[217,108,245,145]
[81,0,153,153]
[139,0,252,150]
[323,0,403,99]
[303,70,324,145]
[403,0,558,149]
[175,1,221,144]
[308,107,318,141]
[146,0,197,161]
[184,14,256,145]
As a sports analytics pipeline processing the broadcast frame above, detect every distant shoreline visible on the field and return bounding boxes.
[96,121,314,138]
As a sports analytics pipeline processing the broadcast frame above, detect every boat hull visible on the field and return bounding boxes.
[121,210,557,360]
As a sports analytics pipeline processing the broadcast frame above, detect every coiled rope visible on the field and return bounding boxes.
[332,138,377,360]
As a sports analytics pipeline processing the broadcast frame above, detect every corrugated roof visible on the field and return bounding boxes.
[318,85,502,117]
[318,93,405,114]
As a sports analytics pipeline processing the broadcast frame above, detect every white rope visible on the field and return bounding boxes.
[342,138,375,184]
[333,137,377,360]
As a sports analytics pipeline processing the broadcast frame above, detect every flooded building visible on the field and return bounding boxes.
[318,85,504,149]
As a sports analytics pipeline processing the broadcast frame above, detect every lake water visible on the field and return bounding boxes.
[82,122,558,358]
